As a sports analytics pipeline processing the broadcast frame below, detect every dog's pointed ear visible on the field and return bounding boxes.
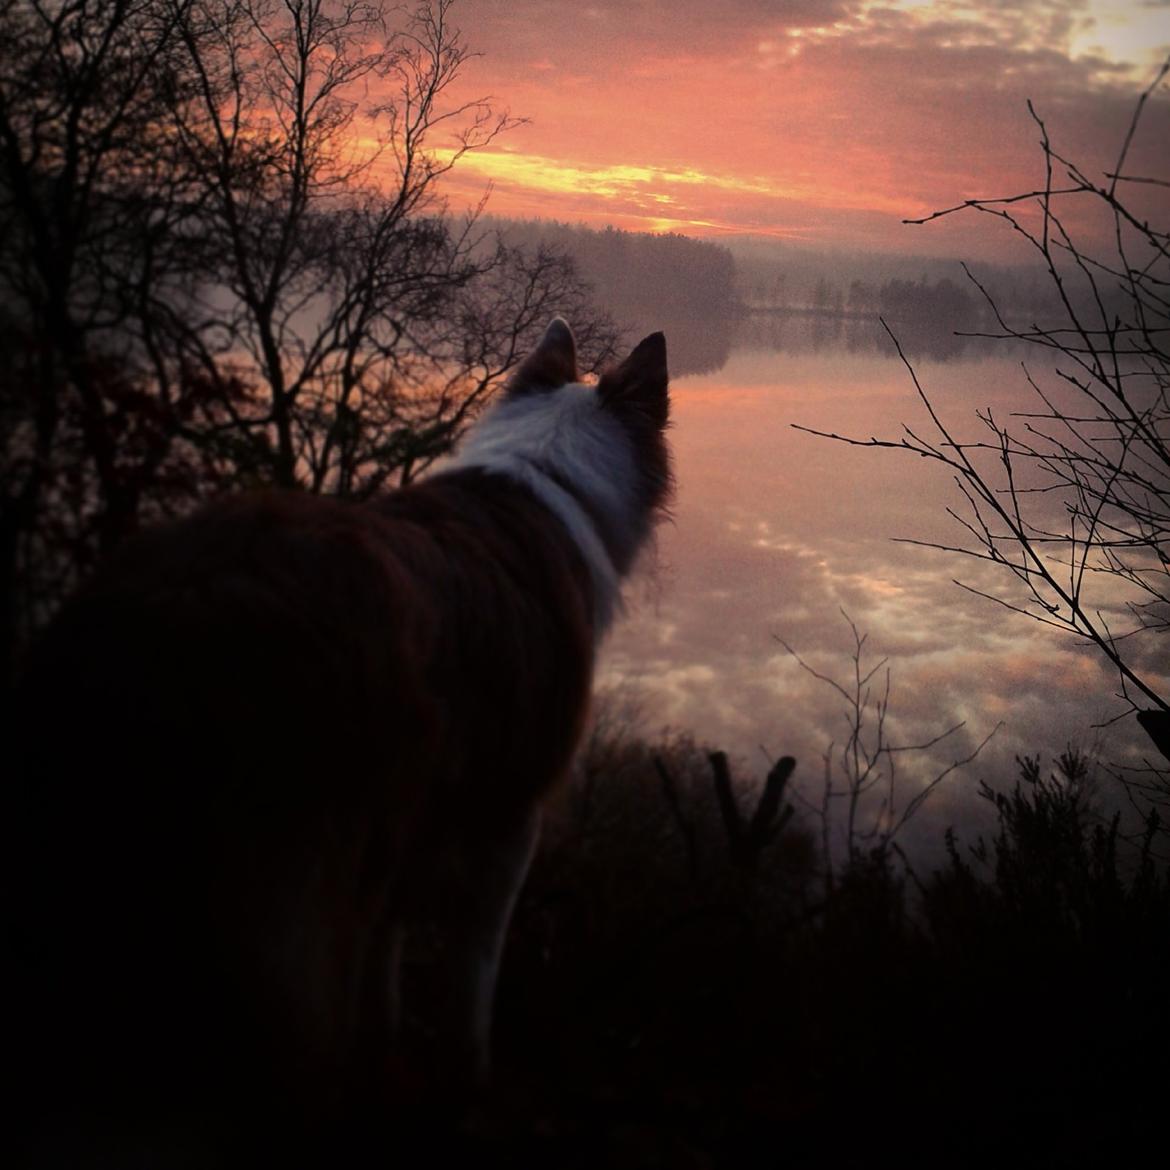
[598,332,669,428]
[509,317,578,394]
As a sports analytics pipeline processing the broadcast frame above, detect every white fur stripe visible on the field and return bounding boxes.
[469,455,621,637]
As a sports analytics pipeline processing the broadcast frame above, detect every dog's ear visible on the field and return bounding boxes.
[509,317,578,394]
[598,332,669,428]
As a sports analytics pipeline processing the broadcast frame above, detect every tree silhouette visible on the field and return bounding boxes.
[0,0,617,679]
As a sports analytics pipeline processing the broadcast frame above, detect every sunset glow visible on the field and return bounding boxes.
[434,0,1170,254]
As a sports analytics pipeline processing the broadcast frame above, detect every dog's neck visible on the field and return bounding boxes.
[480,454,622,636]
[442,386,638,638]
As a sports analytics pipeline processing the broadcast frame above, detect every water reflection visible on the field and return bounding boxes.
[738,309,993,362]
[599,334,1157,859]
[629,307,1017,381]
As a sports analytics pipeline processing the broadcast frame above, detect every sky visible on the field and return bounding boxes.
[434,0,1170,257]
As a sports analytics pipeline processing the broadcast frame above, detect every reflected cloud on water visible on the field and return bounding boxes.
[598,336,1165,860]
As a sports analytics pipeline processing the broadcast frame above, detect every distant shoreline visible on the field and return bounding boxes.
[744,304,877,321]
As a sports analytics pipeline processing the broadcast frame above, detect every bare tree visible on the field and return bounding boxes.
[796,61,1170,777]
[776,613,998,891]
[0,0,217,665]
[158,0,514,489]
[0,0,618,680]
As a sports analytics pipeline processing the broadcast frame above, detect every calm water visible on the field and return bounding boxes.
[597,315,1163,855]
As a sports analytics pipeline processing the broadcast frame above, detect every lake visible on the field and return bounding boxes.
[596,313,1164,859]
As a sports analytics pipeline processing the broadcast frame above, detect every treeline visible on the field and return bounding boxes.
[490,219,743,375]
[747,268,988,332]
[841,275,975,321]
[738,257,1033,360]
[736,245,1056,316]
[735,243,1129,341]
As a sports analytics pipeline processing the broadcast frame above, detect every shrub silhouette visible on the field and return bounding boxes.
[472,741,1170,1169]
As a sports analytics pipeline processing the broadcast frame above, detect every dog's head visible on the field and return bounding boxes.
[453,318,672,585]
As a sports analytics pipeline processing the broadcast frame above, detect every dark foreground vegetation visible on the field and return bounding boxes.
[14,705,1168,1168]
[452,729,1168,1169]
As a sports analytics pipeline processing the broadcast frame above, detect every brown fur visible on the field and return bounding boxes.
[11,476,595,1131]
[10,324,670,1157]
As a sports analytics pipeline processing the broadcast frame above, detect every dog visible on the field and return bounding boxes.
[11,319,670,1152]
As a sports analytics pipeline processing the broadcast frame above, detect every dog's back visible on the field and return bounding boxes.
[10,320,670,1153]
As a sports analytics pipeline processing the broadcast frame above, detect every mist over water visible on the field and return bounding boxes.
[598,315,1161,861]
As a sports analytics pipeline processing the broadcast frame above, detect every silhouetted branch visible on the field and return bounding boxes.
[708,749,796,871]
[0,1,617,670]
[776,613,994,884]
[653,753,699,881]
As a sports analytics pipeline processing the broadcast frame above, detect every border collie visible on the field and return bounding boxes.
[12,319,671,1146]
